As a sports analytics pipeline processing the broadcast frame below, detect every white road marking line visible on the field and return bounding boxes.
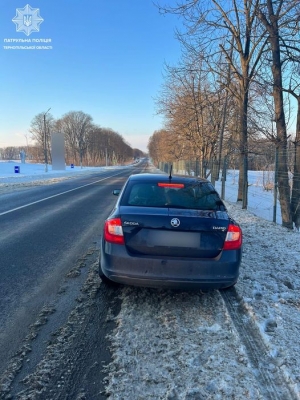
[0,170,127,217]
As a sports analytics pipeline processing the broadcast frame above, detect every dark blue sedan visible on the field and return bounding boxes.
[100,173,242,289]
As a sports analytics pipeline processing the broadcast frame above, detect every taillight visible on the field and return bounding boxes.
[223,224,242,250]
[104,218,124,245]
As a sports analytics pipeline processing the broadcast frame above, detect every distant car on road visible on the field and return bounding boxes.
[100,173,242,290]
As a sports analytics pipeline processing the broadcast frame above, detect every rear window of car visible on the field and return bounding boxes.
[121,181,224,210]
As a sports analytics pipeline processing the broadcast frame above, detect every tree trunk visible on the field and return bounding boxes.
[258,1,293,229]
[237,91,249,207]
[291,97,300,230]
[269,44,292,228]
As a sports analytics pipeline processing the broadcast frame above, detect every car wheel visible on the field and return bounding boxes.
[99,261,118,286]
[220,281,237,290]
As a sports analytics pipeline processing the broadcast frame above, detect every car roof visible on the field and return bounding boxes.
[128,173,209,184]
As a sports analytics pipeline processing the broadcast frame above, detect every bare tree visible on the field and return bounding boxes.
[56,111,93,168]
[148,130,175,165]
[28,110,140,167]
[29,111,55,163]
[156,58,227,177]
[158,0,270,207]
[256,0,300,229]
[86,126,133,166]
[133,148,145,159]
[291,100,300,229]
[284,81,300,229]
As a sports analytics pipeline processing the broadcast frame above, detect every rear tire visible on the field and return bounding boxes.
[99,261,118,286]
[220,281,237,290]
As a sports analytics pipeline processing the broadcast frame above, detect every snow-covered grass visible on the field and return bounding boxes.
[0,160,123,190]
[214,169,285,225]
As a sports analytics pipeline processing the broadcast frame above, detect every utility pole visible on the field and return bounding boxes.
[221,156,227,200]
[44,108,51,172]
[273,147,279,223]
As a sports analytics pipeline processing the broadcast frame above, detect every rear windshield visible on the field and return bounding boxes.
[121,181,225,210]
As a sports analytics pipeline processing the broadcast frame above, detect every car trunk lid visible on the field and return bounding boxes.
[119,206,229,258]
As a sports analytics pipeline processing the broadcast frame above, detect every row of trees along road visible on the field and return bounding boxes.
[148,0,300,230]
[29,110,144,166]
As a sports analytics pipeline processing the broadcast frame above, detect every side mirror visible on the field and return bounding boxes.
[112,189,121,196]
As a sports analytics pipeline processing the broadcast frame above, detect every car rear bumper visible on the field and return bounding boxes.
[101,241,242,290]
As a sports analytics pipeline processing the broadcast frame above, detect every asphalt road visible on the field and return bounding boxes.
[0,164,145,384]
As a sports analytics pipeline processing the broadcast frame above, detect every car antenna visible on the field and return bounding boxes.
[169,164,173,180]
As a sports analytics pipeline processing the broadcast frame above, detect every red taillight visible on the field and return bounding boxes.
[104,218,124,245]
[223,224,242,250]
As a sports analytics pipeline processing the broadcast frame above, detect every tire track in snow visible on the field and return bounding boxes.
[105,287,264,399]
[221,287,297,400]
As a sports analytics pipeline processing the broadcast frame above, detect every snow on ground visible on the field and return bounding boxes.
[0,161,122,191]
[1,161,300,398]
[227,203,300,394]
[106,290,263,399]
[105,203,300,399]
[214,169,284,225]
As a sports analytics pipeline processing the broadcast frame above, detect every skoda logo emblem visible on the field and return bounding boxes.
[171,218,180,228]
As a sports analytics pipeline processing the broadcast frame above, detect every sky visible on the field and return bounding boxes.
[0,0,181,152]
